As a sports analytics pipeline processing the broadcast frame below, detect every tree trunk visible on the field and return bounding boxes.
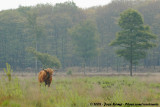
[130,60,133,76]
[61,36,64,70]
[98,55,100,72]
[130,42,133,76]
[55,31,58,56]
[84,62,86,75]
[35,42,38,75]
[117,57,119,72]
[84,58,87,75]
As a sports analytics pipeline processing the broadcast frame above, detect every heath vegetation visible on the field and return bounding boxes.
[0,74,160,107]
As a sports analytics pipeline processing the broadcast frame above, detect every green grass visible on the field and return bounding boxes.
[0,75,160,107]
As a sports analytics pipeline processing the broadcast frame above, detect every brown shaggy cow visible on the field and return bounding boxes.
[38,68,54,87]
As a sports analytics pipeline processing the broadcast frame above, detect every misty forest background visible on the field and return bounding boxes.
[0,0,160,73]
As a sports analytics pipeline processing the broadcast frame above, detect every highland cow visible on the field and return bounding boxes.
[38,68,54,87]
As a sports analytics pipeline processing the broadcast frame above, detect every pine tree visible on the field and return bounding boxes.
[110,9,157,76]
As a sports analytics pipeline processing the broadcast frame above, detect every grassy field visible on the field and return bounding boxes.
[0,73,160,107]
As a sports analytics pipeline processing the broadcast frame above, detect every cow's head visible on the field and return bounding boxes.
[44,68,54,76]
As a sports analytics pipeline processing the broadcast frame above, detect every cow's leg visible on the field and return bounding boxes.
[48,82,51,87]
[45,81,48,86]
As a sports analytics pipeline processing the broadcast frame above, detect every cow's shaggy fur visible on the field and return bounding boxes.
[38,68,54,87]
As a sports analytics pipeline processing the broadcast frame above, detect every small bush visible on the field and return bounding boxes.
[1,100,9,106]
[67,70,72,75]
[3,63,13,82]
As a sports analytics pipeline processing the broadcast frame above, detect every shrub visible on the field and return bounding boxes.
[3,63,13,81]
[67,70,72,75]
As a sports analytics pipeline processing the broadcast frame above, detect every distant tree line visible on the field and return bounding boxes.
[0,0,160,72]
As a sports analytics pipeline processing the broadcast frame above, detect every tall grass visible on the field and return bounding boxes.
[0,75,160,107]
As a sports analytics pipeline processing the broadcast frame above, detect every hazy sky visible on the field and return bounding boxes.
[0,0,112,11]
